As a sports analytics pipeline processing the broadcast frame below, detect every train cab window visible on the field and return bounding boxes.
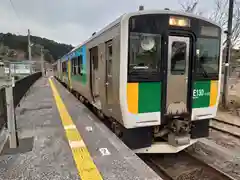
[128,33,161,74]
[196,38,220,78]
[171,41,186,75]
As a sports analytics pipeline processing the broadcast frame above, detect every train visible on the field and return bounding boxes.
[53,9,223,153]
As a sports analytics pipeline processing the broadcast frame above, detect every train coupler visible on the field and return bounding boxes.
[168,133,191,146]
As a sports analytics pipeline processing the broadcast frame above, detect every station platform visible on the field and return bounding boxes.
[0,77,161,180]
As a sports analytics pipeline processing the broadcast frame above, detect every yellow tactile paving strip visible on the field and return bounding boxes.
[48,78,103,180]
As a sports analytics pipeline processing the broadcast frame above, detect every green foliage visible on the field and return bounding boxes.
[0,33,73,62]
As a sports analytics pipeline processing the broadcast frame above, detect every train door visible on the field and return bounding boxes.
[105,41,113,105]
[166,36,190,115]
[90,47,100,102]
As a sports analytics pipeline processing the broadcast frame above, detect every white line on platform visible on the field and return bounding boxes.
[69,140,86,148]
[64,124,76,130]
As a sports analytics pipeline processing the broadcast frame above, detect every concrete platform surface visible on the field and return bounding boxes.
[0,77,161,180]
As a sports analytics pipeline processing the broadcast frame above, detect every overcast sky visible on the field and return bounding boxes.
[0,0,215,46]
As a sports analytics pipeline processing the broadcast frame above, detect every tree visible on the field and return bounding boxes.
[210,0,240,47]
[0,44,9,56]
[179,0,198,13]
[180,0,240,47]
[0,33,73,62]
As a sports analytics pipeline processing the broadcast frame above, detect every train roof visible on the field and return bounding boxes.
[60,9,221,61]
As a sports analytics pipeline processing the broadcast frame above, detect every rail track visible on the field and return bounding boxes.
[210,118,240,138]
[140,151,234,180]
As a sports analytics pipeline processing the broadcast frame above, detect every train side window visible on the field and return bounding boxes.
[71,58,74,75]
[62,62,67,73]
[76,56,81,74]
[171,41,186,75]
[106,42,113,75]
[108,44,113,57]
[74,58,77,75]
[75,57,78,74]
[78,55,83,75]
[93,53,98,70]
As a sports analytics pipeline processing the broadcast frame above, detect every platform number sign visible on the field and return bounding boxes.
[99,148,111,156]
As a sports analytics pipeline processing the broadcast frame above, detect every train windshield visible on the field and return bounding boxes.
[196,38,220,78]
[128,32,161,74]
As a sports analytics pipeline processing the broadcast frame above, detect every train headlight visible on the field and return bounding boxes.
[140,36,155,51]
[169,16,190,27]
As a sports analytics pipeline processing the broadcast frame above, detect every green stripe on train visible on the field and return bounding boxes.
[138,82,161,113]
[192,81,211,108]
[137,80,212,113]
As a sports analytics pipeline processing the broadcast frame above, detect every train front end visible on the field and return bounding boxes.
[120,10,222,153]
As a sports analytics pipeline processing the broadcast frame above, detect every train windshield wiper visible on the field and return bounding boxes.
[198,64,209,78]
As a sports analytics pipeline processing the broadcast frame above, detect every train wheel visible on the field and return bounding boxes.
[97,110,104,120]
[112,122,122,138]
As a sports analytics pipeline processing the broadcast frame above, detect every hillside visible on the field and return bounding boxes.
[0,33,74,63]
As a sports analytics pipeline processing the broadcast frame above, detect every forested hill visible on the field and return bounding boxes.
[0,33,74,63]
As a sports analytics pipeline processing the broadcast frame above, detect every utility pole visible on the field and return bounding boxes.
[28,29,33,74]
[41,47,44,77]
[222,0,234,108]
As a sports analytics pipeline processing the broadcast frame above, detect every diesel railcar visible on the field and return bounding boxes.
[53,9,223,153]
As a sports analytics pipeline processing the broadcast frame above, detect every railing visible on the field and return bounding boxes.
[0,72,42,132]
[0,87,7,131]
[13,72,42,108]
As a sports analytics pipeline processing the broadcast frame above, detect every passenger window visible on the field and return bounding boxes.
[74,58,77,75]
[171,41,186,75]
[107,43,113,75]
[93,56,98,70]
[108,45,113,57]
[78,56,83,75]
[72,58,77,75]
[71,59,75,75]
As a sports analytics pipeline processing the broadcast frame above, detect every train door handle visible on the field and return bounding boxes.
[105,82,109,86]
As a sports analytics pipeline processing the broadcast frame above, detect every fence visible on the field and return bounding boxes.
[13,72,42,108]
[0,72,42,132]
[0,88,7,131]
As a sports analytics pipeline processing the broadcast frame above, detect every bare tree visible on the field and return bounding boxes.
[180,0,240,47]
[209,0,240,47]
[179,0,199,13]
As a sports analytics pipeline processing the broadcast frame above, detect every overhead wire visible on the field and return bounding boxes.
[7,0,28,34]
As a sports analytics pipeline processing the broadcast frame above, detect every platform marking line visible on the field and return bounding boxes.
[69,140,86,148]
[48,78,103,180]
[64,124,76,130]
